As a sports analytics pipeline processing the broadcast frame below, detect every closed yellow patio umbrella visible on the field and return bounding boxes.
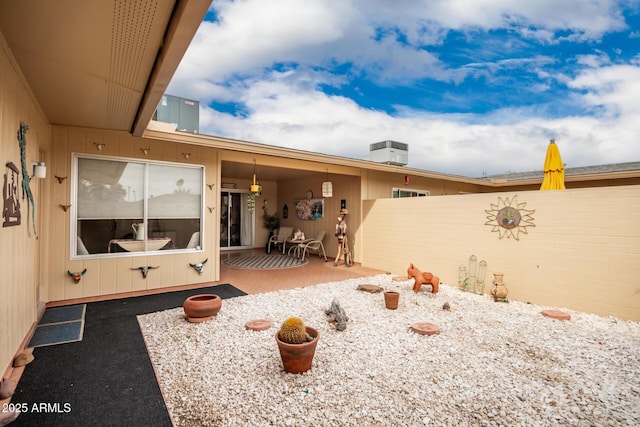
[540,139,566,190]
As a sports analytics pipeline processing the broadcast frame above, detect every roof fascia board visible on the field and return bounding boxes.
[131,0,211,137]
[142,128,492,185]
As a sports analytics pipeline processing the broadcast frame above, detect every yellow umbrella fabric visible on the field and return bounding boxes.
[540,139,566,190]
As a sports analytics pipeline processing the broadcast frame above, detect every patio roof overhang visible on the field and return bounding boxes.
[0,0,210,136]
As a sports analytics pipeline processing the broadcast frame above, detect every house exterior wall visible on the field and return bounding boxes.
[275,173,362,259]
[46,126,222,303]
[1,35,51,373]
[361,186,640,321]
[362,169,485,198]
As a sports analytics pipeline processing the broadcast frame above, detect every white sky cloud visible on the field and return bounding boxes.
[168,0,640,177]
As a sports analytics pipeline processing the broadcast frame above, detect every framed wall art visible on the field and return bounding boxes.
[294,198,324,220]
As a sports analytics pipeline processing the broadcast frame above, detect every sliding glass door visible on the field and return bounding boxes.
[220,191,253,249]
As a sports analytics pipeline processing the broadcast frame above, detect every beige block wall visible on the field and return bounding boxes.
[46,126,221,302]
[361,186,640,321]
[1,34,51,372]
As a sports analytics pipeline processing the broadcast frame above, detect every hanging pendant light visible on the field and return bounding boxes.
[322,169,333,197]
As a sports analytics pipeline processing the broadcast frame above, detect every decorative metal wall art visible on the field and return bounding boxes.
[3,162,21,227]
[18,122,38,237]
[485,195,535,240]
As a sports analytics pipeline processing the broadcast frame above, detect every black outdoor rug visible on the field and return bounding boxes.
[223,254,307,269]
[11,284,246,427]
[28,305,86,348]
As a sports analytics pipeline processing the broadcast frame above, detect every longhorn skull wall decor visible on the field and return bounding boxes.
[67,269,87,284]
[131,265,159,278]
[189,258,208,275]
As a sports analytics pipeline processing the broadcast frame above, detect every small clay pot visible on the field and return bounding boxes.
[384,291,400,310]
[0,377,15,399]
[183,294,222,322]
[275,326,319,374]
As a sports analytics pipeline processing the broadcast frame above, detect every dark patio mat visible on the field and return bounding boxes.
[11,284,246,426]
[28,304,87,348]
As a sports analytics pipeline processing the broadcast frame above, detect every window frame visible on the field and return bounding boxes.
[70,153,205,260]
[392,187,430,198]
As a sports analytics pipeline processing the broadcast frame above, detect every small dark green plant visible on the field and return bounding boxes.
[278,317,311,344]
[262,212,280,232]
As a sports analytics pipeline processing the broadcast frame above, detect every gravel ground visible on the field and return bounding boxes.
[137,274,640,427]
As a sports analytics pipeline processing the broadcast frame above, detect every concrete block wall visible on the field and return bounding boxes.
[361,185,640,321]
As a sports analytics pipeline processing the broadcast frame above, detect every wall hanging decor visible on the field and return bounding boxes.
[294,198,324,220]
[3,162,21,227]
[18,122,38,238]
[67,269,87,284]
[131,265,159,278]
[189,259,208,275]
[484,195,535,240]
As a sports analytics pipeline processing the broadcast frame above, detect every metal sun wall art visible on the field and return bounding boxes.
[485,195,535,240]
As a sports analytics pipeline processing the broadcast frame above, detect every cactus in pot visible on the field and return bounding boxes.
[277,317,313,344]
[275,317,319,374]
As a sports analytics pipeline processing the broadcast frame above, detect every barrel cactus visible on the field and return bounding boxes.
[277,317,311,344]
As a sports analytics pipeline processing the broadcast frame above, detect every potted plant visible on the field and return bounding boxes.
[263,212,280,234]
[275,317,319,374]
[263,212,280,253]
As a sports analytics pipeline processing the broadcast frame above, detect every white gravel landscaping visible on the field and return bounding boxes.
[137,274,640,427]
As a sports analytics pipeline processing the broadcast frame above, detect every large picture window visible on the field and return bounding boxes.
[72,154,204,258]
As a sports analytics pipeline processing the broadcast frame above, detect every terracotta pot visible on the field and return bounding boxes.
[183,294,222,322]
[275,326,319,374]
[384,291,400,310]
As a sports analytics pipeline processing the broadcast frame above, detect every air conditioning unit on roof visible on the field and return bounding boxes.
[369,140,408,166]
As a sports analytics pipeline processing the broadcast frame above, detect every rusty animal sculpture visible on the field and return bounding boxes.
[189,258,208,275]
[407,263,440,294]
[67,269,87,284]
[131,266,159,278]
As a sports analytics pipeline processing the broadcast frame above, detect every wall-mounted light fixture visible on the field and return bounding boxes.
[94,142,106,151]
[141,148,150,156]
[31,162,46,179]
[182,152,191,160]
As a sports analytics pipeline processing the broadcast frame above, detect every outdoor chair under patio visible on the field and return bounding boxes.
[297,230,327,261]
[268,226,293,254]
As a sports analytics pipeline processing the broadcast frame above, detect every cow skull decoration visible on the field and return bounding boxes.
[67,269,87,284]
[131,266,159,278]
[189,258,208,275]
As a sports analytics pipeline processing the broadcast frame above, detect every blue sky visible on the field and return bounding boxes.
[167,0,640,177]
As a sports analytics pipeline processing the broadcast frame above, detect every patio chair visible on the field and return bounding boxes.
[268,227,293,254]
[298,230,327,261]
